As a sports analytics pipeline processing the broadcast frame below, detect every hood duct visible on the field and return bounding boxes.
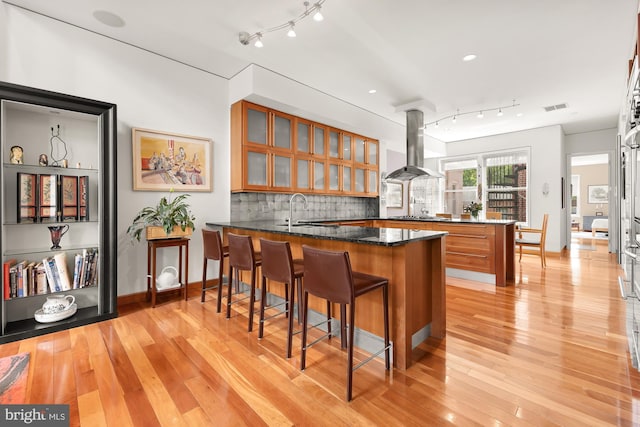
[386,109,443,181]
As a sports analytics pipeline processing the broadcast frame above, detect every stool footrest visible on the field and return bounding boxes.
[352,344,392,371]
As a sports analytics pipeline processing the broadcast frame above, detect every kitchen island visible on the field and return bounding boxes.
[206,220,447,370]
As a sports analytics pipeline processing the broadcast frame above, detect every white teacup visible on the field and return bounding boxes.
[42,295,75,314]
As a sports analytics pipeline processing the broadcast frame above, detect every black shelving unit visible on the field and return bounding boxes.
[0,81,117,343]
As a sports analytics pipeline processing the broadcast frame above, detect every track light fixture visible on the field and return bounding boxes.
[425,100,520,129]
[238,0,326,47]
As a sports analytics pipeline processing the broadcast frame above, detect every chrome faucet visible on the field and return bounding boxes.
[288,193,308,232]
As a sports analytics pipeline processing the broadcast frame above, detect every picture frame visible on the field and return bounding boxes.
[132,128,213,192]
[60,175,79,221]
[386,182,403,208]
[17,173,37,223]
[39,174,58,222]
[78,176,89,221]
[587,185,608,204]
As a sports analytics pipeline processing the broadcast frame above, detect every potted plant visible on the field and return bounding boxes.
[127,191,195,242]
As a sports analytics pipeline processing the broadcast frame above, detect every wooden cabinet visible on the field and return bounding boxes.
[0,81,117,343]
[231,100,378,196]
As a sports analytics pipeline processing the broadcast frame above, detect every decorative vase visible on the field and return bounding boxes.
[471,211,479,220]
[48,225,69,249]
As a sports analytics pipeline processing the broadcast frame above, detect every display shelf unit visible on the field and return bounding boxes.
[0,81,117,343]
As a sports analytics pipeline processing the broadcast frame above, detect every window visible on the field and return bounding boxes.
[484,151,528,222]
[441,158,479,216]
[440,149,529,221]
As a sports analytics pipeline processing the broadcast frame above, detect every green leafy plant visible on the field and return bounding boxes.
[464,201,483,216]
[127,192,195,242]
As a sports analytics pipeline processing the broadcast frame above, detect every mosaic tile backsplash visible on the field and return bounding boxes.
[230,192,379,222]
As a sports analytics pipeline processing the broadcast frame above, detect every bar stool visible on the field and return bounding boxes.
[300,245,391,401]
[226,233,262,332]
[258,238,304,358]
[201,229,229,312]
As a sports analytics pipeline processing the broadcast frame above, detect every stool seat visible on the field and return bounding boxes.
[201,229,229,311]
[227,233,262,332]
[300,245,391,401]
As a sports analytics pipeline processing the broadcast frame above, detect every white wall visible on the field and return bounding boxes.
[442,125,565,252]
[1,5,230,296]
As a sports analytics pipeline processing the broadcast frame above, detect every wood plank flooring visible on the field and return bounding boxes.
[2,235,639,426]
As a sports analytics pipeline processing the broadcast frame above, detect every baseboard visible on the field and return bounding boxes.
[117,280,219,307]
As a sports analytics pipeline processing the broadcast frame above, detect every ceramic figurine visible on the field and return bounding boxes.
[9,145,23,164]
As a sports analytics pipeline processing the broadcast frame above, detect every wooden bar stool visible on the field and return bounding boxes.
[201,229,229,311]
[226,233,262,331]
[258,238,304,358]
[300,245,391,401]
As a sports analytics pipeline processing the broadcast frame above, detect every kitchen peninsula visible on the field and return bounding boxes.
[206,220,447,370]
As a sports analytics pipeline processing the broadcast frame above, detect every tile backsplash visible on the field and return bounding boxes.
[230,192,379,222]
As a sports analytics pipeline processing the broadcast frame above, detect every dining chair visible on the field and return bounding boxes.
[515,214,549,267]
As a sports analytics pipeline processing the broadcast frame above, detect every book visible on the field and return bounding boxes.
[9,265,17,298]
[35,263,47,295]
[15,261,26,298]
[52,252,72,291]
[24,262,35,296]
[86,251,99,287]
[3,259,16,300]
[72,253,83,289]
[43,257,61,293]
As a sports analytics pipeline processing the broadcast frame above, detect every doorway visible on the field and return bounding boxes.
[569,153,610,252]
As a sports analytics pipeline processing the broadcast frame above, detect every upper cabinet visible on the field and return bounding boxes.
[231,100,379,197]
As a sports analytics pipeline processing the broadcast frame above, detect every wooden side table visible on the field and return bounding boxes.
[147,237,189,307]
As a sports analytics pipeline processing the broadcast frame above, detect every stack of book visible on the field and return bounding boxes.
[3,248,98,299]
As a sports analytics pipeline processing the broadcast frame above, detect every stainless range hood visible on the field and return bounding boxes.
[386,109,443,181]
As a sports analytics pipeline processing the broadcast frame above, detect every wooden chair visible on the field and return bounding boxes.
[435,213,452,219]
[516,214,549,268]
[486,212,502,220]
[460,213,471,220]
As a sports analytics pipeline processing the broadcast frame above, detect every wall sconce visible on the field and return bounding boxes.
[542,182,550,196]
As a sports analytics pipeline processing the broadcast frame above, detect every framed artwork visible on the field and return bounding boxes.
[39,174,58,222]
[61,175,79,221]
[132,128,212,192]
[17,173,37,223]
[588,185,608,204]
[79,176,89,221]
[386,182,403,208]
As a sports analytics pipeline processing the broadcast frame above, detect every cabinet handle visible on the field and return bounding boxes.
[619,276,630,300]
[625,249,638,260]
[448,251,487,258]
[449,234,488,239]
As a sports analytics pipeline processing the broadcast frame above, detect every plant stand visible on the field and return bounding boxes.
[146,237,189,307]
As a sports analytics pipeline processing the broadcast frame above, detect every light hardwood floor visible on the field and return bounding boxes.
[1,234,638,426]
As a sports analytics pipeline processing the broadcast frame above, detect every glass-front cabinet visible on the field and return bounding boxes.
[231,100,378,196]
[0,81,117,343]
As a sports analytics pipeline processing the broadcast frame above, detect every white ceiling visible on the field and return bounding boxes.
[4,0,639,142]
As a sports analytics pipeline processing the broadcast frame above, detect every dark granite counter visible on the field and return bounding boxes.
[373,216,518,225]
[205,220,447,247]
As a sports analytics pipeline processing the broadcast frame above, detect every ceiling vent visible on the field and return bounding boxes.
[544,103,568,112]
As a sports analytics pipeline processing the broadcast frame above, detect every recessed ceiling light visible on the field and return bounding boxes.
[93,10,125,28]
[516,112,524,117]
[462,54,477,62]
[368,89,377,94]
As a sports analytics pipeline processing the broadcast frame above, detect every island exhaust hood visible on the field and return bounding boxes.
[386,109,443,181]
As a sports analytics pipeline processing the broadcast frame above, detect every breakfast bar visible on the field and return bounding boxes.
[206,220,447,370]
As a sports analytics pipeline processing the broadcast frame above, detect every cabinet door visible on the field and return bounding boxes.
[273,112,292,150]
[329,163,340,191]
[297,159,310,190]
[367,140,378,166]
[314,161,325,190]
[329,130,340,159]
[246,104,268,146]
[355,137,366,163]
[355,168,365,193]
[296,120,311,154]
[246,149,269,187]
[273,154,292,188]
[343,165,352,192]
[313,125,326,156]
[342,134,352,161]
[368,169,378,194]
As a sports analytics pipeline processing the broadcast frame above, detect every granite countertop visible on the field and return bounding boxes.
[378,216,518,225]
[205,220,447,247]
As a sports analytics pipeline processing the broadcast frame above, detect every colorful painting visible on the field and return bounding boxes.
[132,128,212,192]
[17,173,37,223]
[0,352,30,404]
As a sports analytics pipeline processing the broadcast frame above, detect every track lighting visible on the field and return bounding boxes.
[238,0,326,47]
[426,101,520,129]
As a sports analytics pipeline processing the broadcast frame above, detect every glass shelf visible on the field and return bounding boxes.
[4,244,99,257]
